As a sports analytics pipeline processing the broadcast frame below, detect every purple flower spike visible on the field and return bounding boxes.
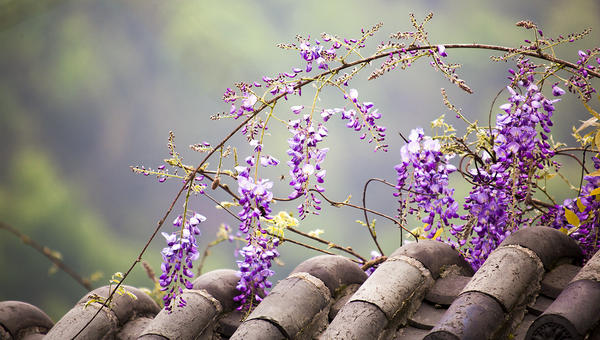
[160,212,204,312]
[395,127,460,248]
[285,114,330,218]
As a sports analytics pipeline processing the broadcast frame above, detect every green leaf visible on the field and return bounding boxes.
[564,208,581,227]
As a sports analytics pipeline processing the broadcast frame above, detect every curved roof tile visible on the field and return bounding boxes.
[2,226,599,339]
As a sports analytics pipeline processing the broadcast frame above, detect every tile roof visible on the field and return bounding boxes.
[2,225,600,339]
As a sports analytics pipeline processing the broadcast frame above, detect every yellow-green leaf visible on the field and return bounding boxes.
[587,169,600,177]
[564,208,581,227]
[559,227,569,235]
[433,228,443,239]
[537,173,556,180]
[588,187,600,196]
[595,131,600,151]
[577,198,586,213]
[575,117,599,133]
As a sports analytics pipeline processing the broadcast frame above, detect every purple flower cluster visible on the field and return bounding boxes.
[566,49,599,101]
[260,73,300,99]
[543,157,600,259]
[233,237,280,309]
[298,35,341,72]
[461,171,518,269]
[236,166,274,234]
[233,165,283,310]
[394,127,460,239]
[223,84,258,120]
[321,89,388,152]
[495,83,557,173]
[460,74,563,269]
[286,112,329,219]
[159,212,203,312]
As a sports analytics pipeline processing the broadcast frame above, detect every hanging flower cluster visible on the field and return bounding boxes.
[233,165,281,310]
[543,156,600,259]
[457,65,566,269]
[236,166,274,234]
[567,49,599,102]
[233,236,280,309]
[394,127,460,239]
[321,89,388,152]
[297,36,339,72]
[286,111,329,219]
[159,212,203,312]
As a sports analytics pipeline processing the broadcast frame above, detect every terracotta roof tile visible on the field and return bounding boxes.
[2,226,600,339]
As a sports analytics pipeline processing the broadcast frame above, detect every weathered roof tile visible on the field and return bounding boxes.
[539,263,581,299]
[44,285,160,340]
[407,301,444,330]
[424,275,471,306]
[3,226,600,339]
[0,301,53,340]
[526,248,600,339]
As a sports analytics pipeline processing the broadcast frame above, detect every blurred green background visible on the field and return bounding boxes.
[1,0,599,321]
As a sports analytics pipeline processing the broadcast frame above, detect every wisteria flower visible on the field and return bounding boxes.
[159,212,204,312]
[286,114,329,218]
[233,237,280,310]
[394,127,460,240]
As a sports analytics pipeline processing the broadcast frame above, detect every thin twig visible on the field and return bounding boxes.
[286,226,366,262]
[0,221,93,292]
[361,255,388,271]
[308,189,419,240]
[362,178,395,256]
[276,234,361,263]
[554,150,590,174]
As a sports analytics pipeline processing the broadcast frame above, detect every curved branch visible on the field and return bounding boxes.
[0,221,93,292]
[362,178,396,256]
[308,189,419,240]
[554,150,590,174]
[285,227,366,262]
